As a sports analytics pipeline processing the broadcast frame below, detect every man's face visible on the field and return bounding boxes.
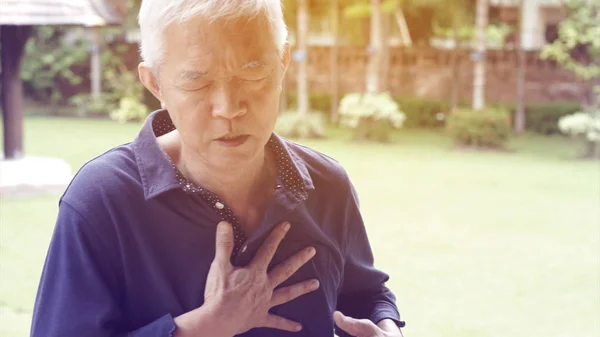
[149,14,289,168]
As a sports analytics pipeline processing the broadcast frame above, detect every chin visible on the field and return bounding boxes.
[213,142,260,166]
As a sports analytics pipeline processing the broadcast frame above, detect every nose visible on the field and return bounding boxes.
[210,83,247,120]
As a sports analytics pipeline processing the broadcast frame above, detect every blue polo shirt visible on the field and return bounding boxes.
[30,110,403,337]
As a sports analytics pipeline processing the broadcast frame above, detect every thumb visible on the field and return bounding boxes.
[334,311,364,336]
[214,221,234,265]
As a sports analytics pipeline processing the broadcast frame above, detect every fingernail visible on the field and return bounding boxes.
[295,324,302,331]
[311,280,320,289]
[219,222,231,233]
[308,247,316,256]
[283,222,291,232]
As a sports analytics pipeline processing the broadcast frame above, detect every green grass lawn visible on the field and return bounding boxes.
[1,117,599,337]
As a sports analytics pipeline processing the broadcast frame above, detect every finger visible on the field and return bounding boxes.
[214,221,234,266]
[333,311,376,336]
[268,246,316,287]
[249,222,290,271]
[270,279,320,307]
[262,314,303,332]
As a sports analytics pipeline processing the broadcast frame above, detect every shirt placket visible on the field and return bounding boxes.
[177,175,247,257]
[170,138,308,262]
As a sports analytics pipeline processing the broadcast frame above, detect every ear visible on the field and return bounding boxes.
[138,62,162,104]
[280,42,291,75]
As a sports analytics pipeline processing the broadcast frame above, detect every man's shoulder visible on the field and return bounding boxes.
[61,143,143,210]
[280,138,351,191]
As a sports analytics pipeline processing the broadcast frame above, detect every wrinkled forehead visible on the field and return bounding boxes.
[163,13,279,67]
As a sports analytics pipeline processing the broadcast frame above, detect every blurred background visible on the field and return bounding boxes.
[0,0,599,336]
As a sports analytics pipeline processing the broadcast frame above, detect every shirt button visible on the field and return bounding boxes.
[215,202,224,209]
[241,245,248,253]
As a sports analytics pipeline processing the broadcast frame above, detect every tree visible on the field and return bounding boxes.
[330,0,340,122]
[472,0,488,111]
[432,0,475,110]
[344,0,475,96]
[366,0,384,93]
[296,0,309,116]
[515,0,527,134]
[541,0,600,158]
[541,0,600,105]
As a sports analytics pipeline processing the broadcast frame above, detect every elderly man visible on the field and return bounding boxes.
[30,1,405,336]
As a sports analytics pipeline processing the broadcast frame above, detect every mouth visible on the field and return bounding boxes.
[215,134,250,147]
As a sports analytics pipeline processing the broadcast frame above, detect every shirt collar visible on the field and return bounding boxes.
[133,109,314,200]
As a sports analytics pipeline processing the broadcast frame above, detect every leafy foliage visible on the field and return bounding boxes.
[21,27,90,104]
[523,102,582,135]
[285,91,332,116]
[540,0,600,82]
[433,23,513,46]
[446,107,512,149]
[68,41,149,122]
[395,96,449,128]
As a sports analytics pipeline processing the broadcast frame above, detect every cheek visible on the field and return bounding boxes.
[162,90,212,143]
[172,90,207,111]
[245,78,280,110]
[164,89,208,121]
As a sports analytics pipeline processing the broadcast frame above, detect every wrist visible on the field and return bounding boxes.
[174,304,233,337]
[377,319,401,335]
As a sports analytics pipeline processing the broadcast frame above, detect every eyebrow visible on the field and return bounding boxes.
[179,71,207,81]
[178,61,268,81]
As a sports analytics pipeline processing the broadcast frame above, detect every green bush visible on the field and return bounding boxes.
[111,97,150,124]
[285,92,332,116]
[446,107,512,148]
[22,27,89,105]
[275,111,326,139]
[524,102,581,134]
[395,97,450,128]
[69,93,114,117]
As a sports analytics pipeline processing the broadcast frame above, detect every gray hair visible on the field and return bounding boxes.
[138,0,288,68]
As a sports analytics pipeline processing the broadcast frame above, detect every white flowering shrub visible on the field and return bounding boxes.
[558,111,600,143]
[275,111,326,139]
[338,92,406,142]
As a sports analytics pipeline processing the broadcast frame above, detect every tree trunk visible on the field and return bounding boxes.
[366,0,383,94]
[1,25,32,160]
[380,12,390,93]
[394,8,412,47]
[472,0,488,111]
[90,28,102,100]
[330,0,339,123]
[297,0,309,116]
[450,24,460,110]
[515,0,527,134]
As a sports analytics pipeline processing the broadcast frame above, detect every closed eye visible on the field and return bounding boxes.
[178,82,212,92]
[243,76,268,82]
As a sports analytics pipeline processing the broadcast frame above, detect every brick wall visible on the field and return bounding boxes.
[284,46,586,104]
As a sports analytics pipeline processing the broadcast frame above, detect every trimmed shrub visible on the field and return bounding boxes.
[524,102,582,134]
[338,92,406,143]
[446,107,512,149]
[275,111,326,139]
[395,97,450,128]
[285,92,332,116]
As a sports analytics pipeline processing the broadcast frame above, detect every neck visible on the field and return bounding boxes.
[161,131,274,207]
